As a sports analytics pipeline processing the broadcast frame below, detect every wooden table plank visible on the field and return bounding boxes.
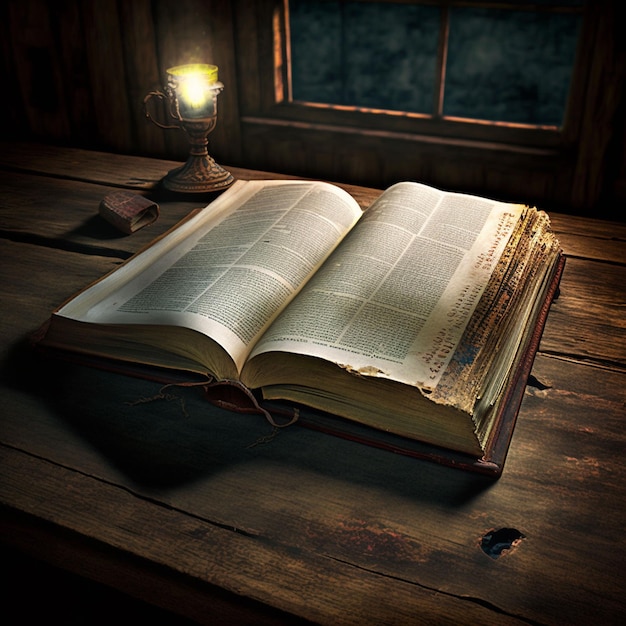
[0,170,205,256]
[0,141,296,189]
[1,246,624,624]
[2,141,625,261]
[549,213,626,265]
[0,240,122,345]
[3,347,625,622]
[1,143,626,625]
[540,256,626,367]
[2,443,533,626]
[2,348,624,624]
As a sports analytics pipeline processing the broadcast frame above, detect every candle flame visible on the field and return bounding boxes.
[167,64,218,119]
[180,74,207,109]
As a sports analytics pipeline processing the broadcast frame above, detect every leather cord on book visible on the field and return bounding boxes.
[125,379,212,418]
[203,379,300,429]
[127,377,299,429]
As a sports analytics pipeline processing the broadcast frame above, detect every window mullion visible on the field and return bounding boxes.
[433,4,450,119]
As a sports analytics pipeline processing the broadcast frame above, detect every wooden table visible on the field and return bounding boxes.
[1,142,625,625]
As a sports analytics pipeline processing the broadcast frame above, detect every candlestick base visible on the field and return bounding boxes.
[162,153,234,194]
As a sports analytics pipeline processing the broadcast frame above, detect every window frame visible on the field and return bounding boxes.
[247,0,589,149]
[234,0,621,212]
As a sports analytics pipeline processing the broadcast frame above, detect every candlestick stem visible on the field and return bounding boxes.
[162,119,233,193]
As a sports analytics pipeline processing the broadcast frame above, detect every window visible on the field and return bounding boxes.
[443,4,581,127]
[235,0,621,213]
[288,0,583,131]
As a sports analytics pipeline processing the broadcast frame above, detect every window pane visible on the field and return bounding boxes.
[290,0,440,113]
[444,7,581,126]
[290,1,344,104]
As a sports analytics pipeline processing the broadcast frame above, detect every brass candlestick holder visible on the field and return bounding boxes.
[144,64,234,193]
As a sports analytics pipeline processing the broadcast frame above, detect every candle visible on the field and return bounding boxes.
[167,64,219,120]
[143,61,232,192]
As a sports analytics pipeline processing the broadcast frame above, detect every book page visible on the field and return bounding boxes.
[249,182,523,390]
[55,180,362,371]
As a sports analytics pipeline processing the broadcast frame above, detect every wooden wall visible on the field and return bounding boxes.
[1,0,241,166]
[1,0,625,218]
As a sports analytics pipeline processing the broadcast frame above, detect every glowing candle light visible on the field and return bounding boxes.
[168,64,219,119]
[181,75,207,108]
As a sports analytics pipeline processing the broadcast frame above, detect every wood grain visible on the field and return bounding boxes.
[1,142,625,625]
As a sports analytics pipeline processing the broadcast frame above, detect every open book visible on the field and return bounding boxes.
[38,179,564,475]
